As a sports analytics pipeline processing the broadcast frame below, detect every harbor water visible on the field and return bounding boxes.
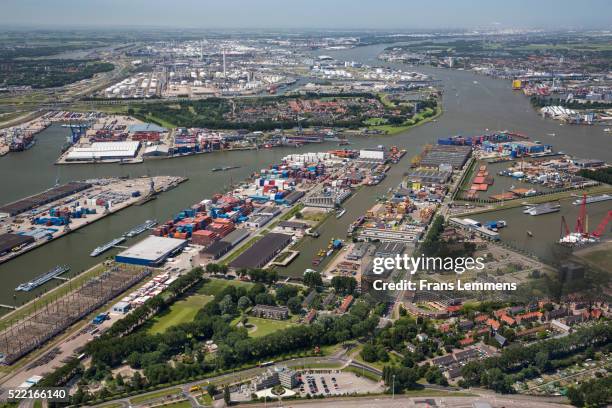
[0,43,611,309]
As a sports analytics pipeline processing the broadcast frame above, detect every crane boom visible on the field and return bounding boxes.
[591,210,612,238]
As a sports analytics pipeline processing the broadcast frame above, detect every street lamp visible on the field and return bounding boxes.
[392,374,395,399]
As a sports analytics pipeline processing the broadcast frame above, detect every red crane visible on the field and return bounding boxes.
[574,193,587,236]
[591,210,612,238]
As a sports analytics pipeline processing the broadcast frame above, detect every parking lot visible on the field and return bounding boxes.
[299,371,384,396]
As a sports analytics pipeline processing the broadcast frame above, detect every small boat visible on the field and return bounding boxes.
[211,166,241,172]
[336,208,347,218]
[527,231,533,237]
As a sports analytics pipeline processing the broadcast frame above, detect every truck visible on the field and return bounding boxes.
[92,312,110,325]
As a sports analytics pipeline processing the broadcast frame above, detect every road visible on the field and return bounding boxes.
[93,348,353,408]
[241,394,570,408]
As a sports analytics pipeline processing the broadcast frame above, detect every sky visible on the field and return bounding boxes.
[1,0,611,30]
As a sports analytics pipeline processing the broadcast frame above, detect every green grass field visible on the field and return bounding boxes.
[148,294,212,334]
[129,387,182,404]
[235,316,295,338]
[196,394,213,406]
[197,278,254,296]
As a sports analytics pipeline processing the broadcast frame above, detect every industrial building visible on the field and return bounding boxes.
[65,141,141,162]
[200,241,232,260]
[229,233,292,269]
[0,182,91,216]
[220,228,250,247]
[0,233,35,256]
[276,220,309,234]
[112,301,131,314]
[283,190,305,205]
[406,168,452,185]
[115,236,187,266]
[420,145,471,169]
[374,242,406,258]
[359,148,387,162]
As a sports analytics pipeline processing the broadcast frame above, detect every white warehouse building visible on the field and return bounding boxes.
[65,141,141,162]
[359,148,387,161]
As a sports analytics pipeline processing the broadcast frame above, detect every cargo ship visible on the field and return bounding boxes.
[90,236,126,257]
[572,194,612,206]
[347,216,365,235]
[211,166,241,172]
[15,265,70,292]
[124,219,157,238]
[524,202,561,216]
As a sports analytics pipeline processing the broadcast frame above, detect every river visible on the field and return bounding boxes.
[0,43,610,309]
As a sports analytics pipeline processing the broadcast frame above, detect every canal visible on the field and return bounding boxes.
[0,43,610,308]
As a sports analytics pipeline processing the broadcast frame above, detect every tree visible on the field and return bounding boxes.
[303,271,323,288]
[238,296,252,311]
[287,296,302,314]
[361,343,378,362]
[276,285,299,304]
[224,385,231,405]
[131,372,146,390]
[219,295,237,315]
[534,351,550,372]
[206,263,220,273]
[206,384,218,397]
[331,276,357,295]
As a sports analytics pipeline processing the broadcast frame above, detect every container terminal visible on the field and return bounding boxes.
[0,176,186,264]
[106,147,404,271]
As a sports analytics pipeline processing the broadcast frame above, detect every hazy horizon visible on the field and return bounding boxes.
[2,0,611,30]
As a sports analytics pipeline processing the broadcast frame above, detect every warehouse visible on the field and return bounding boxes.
[221,229,250,247]
[359,148,387,162]
[244,214,273,229]
[115,236,187,266]
[65,141,141,162]
[375,242,406,258]
[0,182,91,216]
[277,221,309,233]
[229,233,292,269]
[283,190,305,205]
[200,241,232,260]
[406,169,452,185]
[0,233,35,257]
[420,145,471,169]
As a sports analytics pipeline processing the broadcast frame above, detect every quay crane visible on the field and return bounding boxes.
[559,193,612,246]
